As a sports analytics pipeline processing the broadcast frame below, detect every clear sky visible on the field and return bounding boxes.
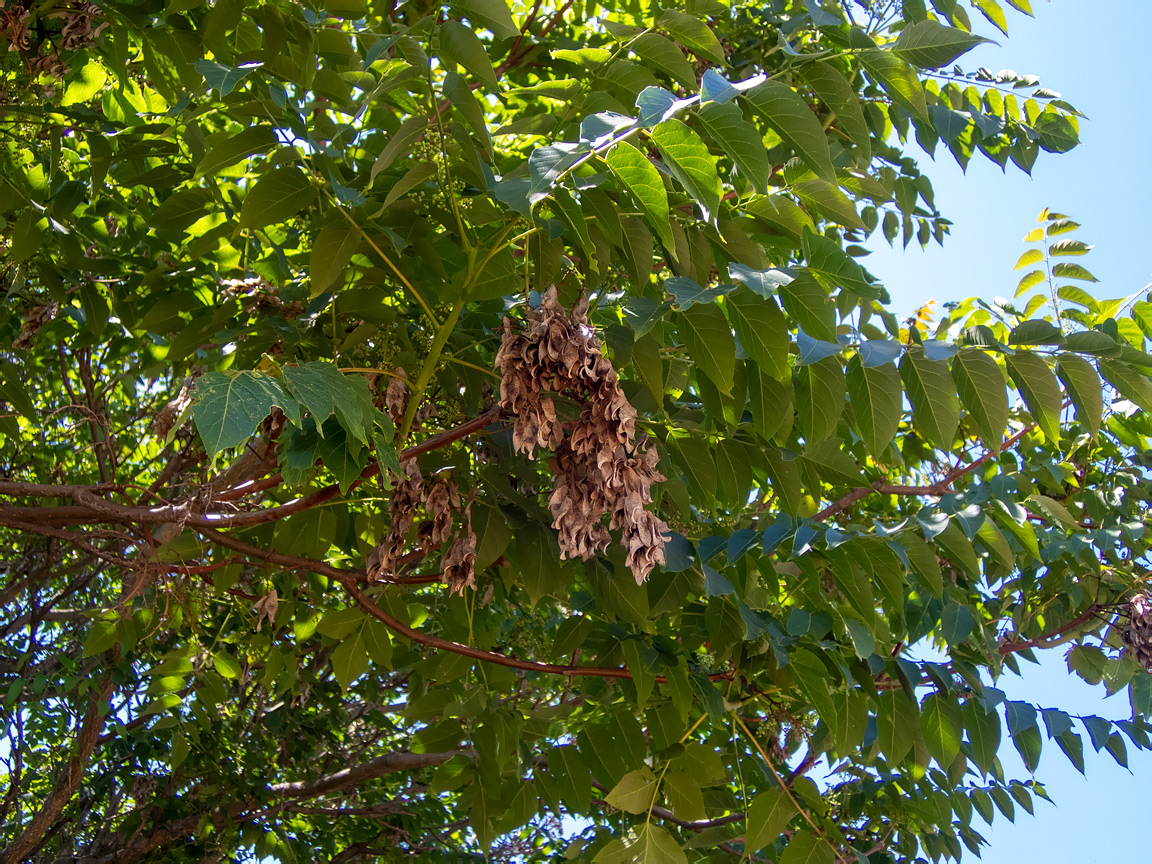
[867,2,1152,861]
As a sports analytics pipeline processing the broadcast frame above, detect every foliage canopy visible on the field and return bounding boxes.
[1,0,1150,862]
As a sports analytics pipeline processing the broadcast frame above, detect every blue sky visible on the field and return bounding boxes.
[869,2,1152,861]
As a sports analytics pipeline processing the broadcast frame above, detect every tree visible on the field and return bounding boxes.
[0,0,1147,861]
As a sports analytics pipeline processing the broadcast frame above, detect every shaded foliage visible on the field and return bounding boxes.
[0,1,1148,863]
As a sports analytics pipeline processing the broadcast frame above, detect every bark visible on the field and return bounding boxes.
[2,677,114,864]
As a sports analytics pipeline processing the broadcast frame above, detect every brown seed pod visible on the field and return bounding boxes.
[496,286,666,584]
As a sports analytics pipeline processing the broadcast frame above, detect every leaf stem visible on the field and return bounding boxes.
[397,300,464,443]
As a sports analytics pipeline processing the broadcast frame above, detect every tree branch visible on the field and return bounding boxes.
[998,603,1101,656]
[0,408,505,530]
[815,421,1038,522]
[269,750,461,800]
[342,579,731,684]
[2,676,114,864]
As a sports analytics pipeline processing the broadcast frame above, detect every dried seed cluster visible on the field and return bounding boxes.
[495,287,668,584]
[12,302,58,350]
[367,464,477,594]
[1122,593,1152,671]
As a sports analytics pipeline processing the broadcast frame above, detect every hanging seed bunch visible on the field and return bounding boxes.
[367,466,478,594]
[495,286,668,584]
[1121,593,1152,671]
[12,302,58,350]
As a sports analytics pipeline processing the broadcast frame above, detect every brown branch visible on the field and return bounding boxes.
[0,408,505,530]
[343,580,731,684]
[269,750,461,800]
[1,676,114,864]
[998,603,1101,656]
[815,421,1038,522]
[93,751,458,863]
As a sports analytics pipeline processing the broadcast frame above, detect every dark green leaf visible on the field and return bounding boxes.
[744,80,837,181]
[952,348,1008,449]
[677,305,736,395]
[238,167,316,230]
[191,372,300,459]
[1005,351,1062,443]
[891,20,992,69]
[651,119,723,223]
[606,141,675,252]
[899,348,960,450]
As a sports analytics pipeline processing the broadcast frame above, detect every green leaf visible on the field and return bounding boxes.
[876,690,920,765]
[746,789,797,851]
[858,49,929,121]
[281,363,374,443]
[83,620,118,657]
[1011,724,1043,772]
[606,141,675,252]
[552,188,594,262]
[1034,112,1079,153]
[449,0,518,40]
[899,348,960,450]
[194,59,263,96]
[194,126,278,179]
[310,221,362,297]
[802,228,877,299]
[971,0,1009,34]
[920,691,963,767]
[1101,360,1152,413]
[331,631,369,691]
[238,167,316,230]
[213,650,242,679]
[902,533,943,598]
[802,438,869,488]
[669,434,717,503]
[151,188,212,236]
[662,769,706,821]
[963,700,999,774]
[439,20,499,91]
[891,20,992,68]
[791,178,866,230]
[1055,353,1101,437]
[593,823,688,864]
[1005,351,1062,443]
[191,371,300,459]
[315,426,370,494]
[651,119,722,223]
[605,767,659,814]
[726,289,788,380]
[443,72,493,155]
[779,830,834,864]
[1015,269,1047,297]
[1008,319,1064,345]
[515,522,565,608]
[697,102,772,193]
[1052,262,1098,282]
[61,60,107,106]
[847,355,902,457]
[952,348,1008,449]
[803,62,871,159]
[744,80,837,182]
[659,10,726,65]
[749,369,795,441]
[631,33,698,89]
[677,305,736,395]
[1055,730,1085,773]
[780,271,836,342]
[796,357,846,443]
[371,116,428,183]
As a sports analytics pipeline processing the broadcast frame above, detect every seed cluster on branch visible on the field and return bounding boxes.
[1122,593,1152,671]
[367,465,477,594]
[495,287,668,584]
